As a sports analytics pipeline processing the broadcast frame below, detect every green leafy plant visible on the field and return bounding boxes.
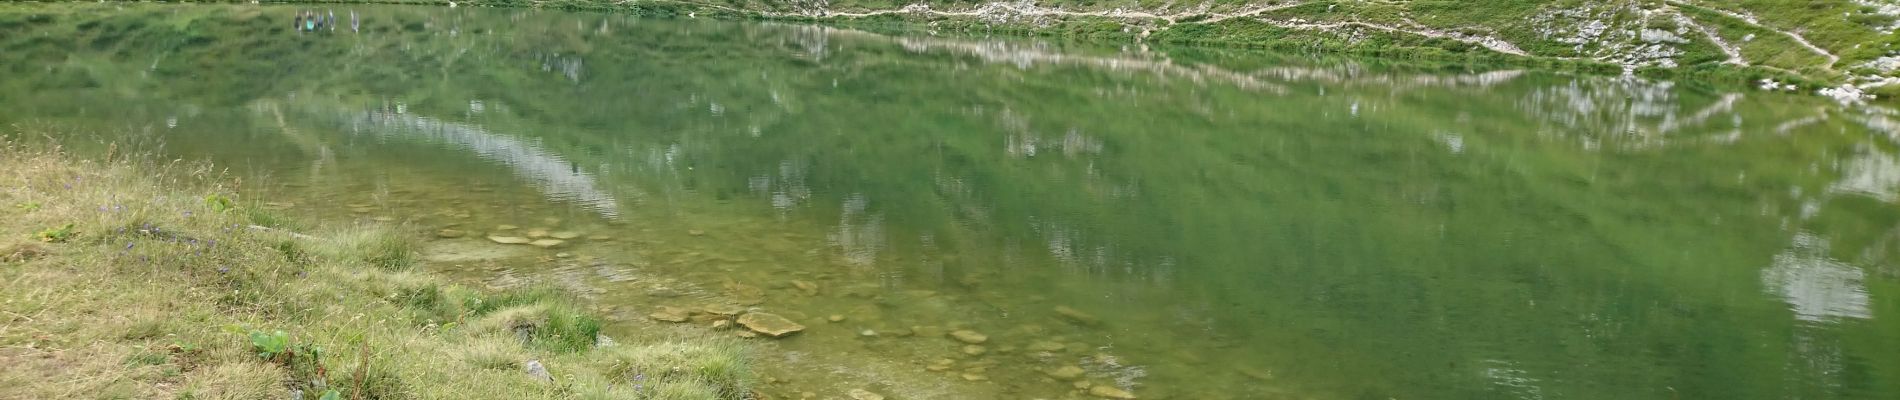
[249,330,290,359]
[34,224,75,243]
[14,201,40,212]
[318,390,341,400]
[204,194,235,213]
[169,339,200,354]
[242,328,329,390]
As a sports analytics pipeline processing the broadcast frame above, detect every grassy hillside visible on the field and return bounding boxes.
[12,0,1895,95]
[0,135,755,399]
[495,0,1900,95]
[814,0,1900,90]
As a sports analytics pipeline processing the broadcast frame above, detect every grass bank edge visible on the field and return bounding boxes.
[45,0,1869,100]
[0,134,755,400]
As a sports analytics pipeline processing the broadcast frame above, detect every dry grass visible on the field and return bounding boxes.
[0,136,753,399]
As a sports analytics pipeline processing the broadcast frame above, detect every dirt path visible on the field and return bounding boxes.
[1670,0,1839,69]
[1670,11,1746,65]
[800,1,1530,56]
[811,1,1308,25]
[1256,19,1528,56]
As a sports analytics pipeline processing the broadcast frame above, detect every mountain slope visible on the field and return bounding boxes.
[21,0,1900,98]
[699,0,1900,98]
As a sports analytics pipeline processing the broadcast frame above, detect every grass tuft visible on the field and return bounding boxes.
[178,363,286,400]
[601,337,755,398]
[312,225,417,271]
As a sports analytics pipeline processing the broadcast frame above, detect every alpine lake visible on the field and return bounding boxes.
[3,3,1899,399]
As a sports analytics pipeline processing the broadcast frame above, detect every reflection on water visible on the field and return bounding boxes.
[3,3,1900,399]
[1832,149,1900,202]
[1765,233,1872,322]
[343,105,625,218]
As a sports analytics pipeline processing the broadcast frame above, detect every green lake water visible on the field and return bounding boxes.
[3,3,1899,399]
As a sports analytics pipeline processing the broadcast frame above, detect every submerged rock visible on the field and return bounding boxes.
[550,231,582,240]
[791,280,820,296]
[1088,385,1136,399]
[529,239,566,248]
[909,325,944,338]
[1054,306,1101,326]
[961,345,987,356]
[526,229,550,238]
[725,282,766,305]
[1028,340,1066,352]
[847,389,885,400]
[421,240,533,263]
[488,235,531,245]
[648,306,691,323]
[737,312,805,337]
[437,229,467,239]
[949,330,988,344]
[1046,365,1085,380]
[702,304,747,316]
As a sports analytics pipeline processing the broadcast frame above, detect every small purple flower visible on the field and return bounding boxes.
[124,242,135,250]
[217,266,230,274]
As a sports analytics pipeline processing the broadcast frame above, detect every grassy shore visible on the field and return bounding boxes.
[75,0,1879,100]
[9,0,1893,99]
[0,135,753,399]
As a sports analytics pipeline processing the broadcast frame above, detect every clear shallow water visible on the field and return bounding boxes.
[4,3,1900,399]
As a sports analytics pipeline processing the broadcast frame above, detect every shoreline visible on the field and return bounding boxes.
[5,3,1897,399]
[192,0,1895,104]
[0,138,762,399]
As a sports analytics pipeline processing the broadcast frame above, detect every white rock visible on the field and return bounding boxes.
[524,360,552,382]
